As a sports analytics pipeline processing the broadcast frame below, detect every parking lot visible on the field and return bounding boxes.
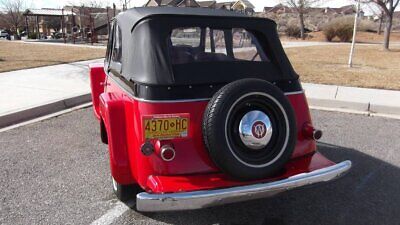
[1,107,399,225]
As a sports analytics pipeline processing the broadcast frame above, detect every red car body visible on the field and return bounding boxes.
[89,7,351,212]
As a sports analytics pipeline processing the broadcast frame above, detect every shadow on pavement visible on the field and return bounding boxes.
[124,143,400,225]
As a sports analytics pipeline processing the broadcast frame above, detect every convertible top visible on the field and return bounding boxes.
[110,7,297,86]
[117,7,275,30]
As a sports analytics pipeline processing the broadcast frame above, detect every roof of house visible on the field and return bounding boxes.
[337,5,356,14]
[197,0,216,8]
[23,8,75,16]
[263,7,272,12]
[233,0,255,9]
[263,4,292,13]
[215,1,234,9]
[177,0,201,7]
[263,4,361,15]
[145,0,202,7]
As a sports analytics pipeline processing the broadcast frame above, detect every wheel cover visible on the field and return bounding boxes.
[225,92,290,168]
[239,110,273,150]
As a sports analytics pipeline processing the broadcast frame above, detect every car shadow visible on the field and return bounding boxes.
[123,143,400,225]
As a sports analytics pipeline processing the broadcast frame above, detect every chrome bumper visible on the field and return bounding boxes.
[136,160,351,212]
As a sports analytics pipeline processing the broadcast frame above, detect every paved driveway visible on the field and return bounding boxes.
[0,108,399,225]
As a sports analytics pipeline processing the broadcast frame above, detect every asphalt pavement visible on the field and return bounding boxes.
[0,108,399,225]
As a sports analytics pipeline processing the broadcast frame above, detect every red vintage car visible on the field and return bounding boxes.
[89,7,351,212]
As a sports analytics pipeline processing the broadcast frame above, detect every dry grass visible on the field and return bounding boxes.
[285,44,400,90]
[282,31,400,43]
[0,41,106,72]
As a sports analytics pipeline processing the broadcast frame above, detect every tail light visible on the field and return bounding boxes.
[303,123,323,140]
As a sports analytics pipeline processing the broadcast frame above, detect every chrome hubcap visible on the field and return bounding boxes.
[239,110,273,150]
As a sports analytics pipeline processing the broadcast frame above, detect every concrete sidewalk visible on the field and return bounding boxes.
[0,59,103,127]
[303,83,400,117]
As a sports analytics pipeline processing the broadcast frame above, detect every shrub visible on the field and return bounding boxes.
[336,24,353,42]
[323,16,354,42]
[322,16,378,42]
[285,23,301,38]
[336,18,354,42]
[323,25,336,42]
[28,32,37,39]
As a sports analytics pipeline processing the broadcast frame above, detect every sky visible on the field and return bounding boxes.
[31,0,357,12]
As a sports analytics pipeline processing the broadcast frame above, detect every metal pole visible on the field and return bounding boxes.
[348,0,361,68]
[80,6,84,40]
[25,16,29,37]
[36,15,39,39]
[72,7,75,44]
[62,8,66,43]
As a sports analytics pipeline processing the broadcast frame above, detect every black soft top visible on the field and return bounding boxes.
[113,7,298,86]
[118,7,264,29]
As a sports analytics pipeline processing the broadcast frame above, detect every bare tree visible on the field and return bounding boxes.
[78,0,107,8]
[0,0,26,37]
[367,0,400,49]
[280,0,321,40]
[365,2,385,34]
[46,17,61,33]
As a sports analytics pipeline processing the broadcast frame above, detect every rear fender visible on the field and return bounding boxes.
[99,92,135,185]
[287,93,317,158]
[89,63,106,120]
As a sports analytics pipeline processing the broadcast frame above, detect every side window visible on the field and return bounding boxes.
[112,25,122,62]
[105,23,114,64]
[205,28,227,55]
[232,28,269,62]
[170,27,201,47]
[168,27,269,64]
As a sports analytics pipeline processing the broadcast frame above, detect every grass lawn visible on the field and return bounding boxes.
[285,44,400,90]
[281,31,400,43]
[0,41,106,72]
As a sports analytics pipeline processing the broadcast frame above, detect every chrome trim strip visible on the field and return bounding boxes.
[132,96,212,103]
[284,90,305,96]
[107,75,305,103]
[136,160,351,212]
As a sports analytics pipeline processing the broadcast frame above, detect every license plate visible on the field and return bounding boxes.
[143,114,189,140]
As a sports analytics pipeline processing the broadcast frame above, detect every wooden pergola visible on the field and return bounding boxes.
[23,8,75,39]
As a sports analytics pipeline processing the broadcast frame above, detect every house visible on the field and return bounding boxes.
[263,4,292,14]
[23,6,113,39]
[263,4,363,16]
[144,0,200,7]
[144,0,255,14]
[197,1,216,8]
[215,2,234,10]
[231,0,255,14]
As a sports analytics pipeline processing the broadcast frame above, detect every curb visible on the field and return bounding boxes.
[303,83,400,118]
[307,97,400,119]
[0,93,91,128]
[307,98,369,112]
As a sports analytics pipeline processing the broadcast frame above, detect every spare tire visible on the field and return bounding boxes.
[202,79,297,180]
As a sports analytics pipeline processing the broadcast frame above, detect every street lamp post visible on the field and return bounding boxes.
[348,0,361,68]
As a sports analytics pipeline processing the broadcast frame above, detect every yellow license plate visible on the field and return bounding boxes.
[143,114,189,139]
